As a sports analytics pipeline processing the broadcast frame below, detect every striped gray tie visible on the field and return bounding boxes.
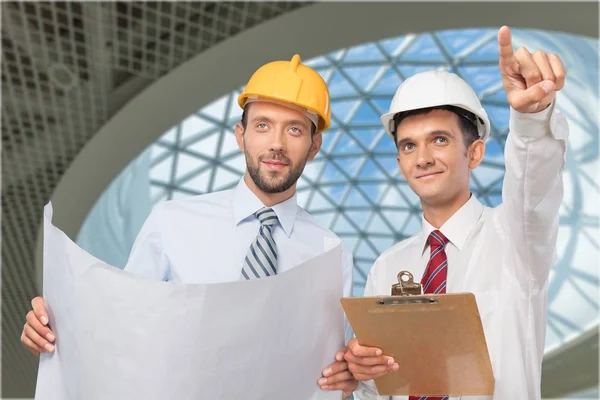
[241,207,279,280]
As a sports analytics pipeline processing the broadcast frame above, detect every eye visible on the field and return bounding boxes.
[433,136,448,144]
[256,123,268,130]
[401,142,415,152]
[288,126,303,135]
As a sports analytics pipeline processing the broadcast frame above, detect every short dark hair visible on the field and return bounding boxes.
[391,105,480,148]
[241,104,317,135]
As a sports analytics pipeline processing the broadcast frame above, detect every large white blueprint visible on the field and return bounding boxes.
[35,203,345,400]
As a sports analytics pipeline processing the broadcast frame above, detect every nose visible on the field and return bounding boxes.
[415,145,434,168]
[269,129,285,152]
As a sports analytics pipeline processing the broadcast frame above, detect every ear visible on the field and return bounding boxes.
[235,122,245,151]
[307,131,323,161]
[468,139,485,169]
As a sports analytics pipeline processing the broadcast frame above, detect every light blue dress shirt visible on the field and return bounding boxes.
[125,176,353,303]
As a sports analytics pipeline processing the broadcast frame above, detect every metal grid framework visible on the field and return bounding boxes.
[146,29,599,356]
[1,2,305,396]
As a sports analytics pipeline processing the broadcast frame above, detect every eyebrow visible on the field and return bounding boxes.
[396,129,456,148]
[250,116,310,129]
[287,119,310,129]
[250,115,275,125]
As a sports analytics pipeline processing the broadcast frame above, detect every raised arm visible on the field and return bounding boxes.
[498,26,569,292]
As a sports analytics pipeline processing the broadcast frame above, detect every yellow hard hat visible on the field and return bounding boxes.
[238,54,331,132]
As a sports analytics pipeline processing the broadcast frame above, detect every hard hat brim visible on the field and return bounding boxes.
[238,92,330,132]
[381,103,491,142]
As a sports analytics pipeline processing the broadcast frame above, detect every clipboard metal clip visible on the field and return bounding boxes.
[391,271,423,296]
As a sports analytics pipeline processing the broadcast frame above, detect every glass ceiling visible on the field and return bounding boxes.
[80,28,599,354]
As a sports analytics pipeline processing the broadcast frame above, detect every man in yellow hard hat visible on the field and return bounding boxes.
[344,26,569,399]
[22,55,358,398]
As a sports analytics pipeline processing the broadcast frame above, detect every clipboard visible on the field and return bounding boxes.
[341,272,494,396]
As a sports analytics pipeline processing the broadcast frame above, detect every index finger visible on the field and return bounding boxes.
[348,340,382,357]
[498,25,516,64]
[31,297,48,326]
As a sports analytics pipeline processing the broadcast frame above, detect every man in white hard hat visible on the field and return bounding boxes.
[344,26,568,399]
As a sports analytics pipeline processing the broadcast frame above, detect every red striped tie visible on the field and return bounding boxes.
[421,230,449,295]
[409,230,449,400]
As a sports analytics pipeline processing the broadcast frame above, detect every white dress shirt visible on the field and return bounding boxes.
[356,103,569,400]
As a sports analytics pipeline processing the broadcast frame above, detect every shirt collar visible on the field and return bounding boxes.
[233,177,298,237]
[419,194,484,254]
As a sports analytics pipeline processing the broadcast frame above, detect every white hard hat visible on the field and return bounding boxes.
[380,70,491,142]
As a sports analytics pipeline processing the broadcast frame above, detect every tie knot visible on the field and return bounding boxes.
[255,207,278,227]
[428,230,448,248]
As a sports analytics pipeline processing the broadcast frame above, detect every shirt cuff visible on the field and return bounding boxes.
[508,101,569,142]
